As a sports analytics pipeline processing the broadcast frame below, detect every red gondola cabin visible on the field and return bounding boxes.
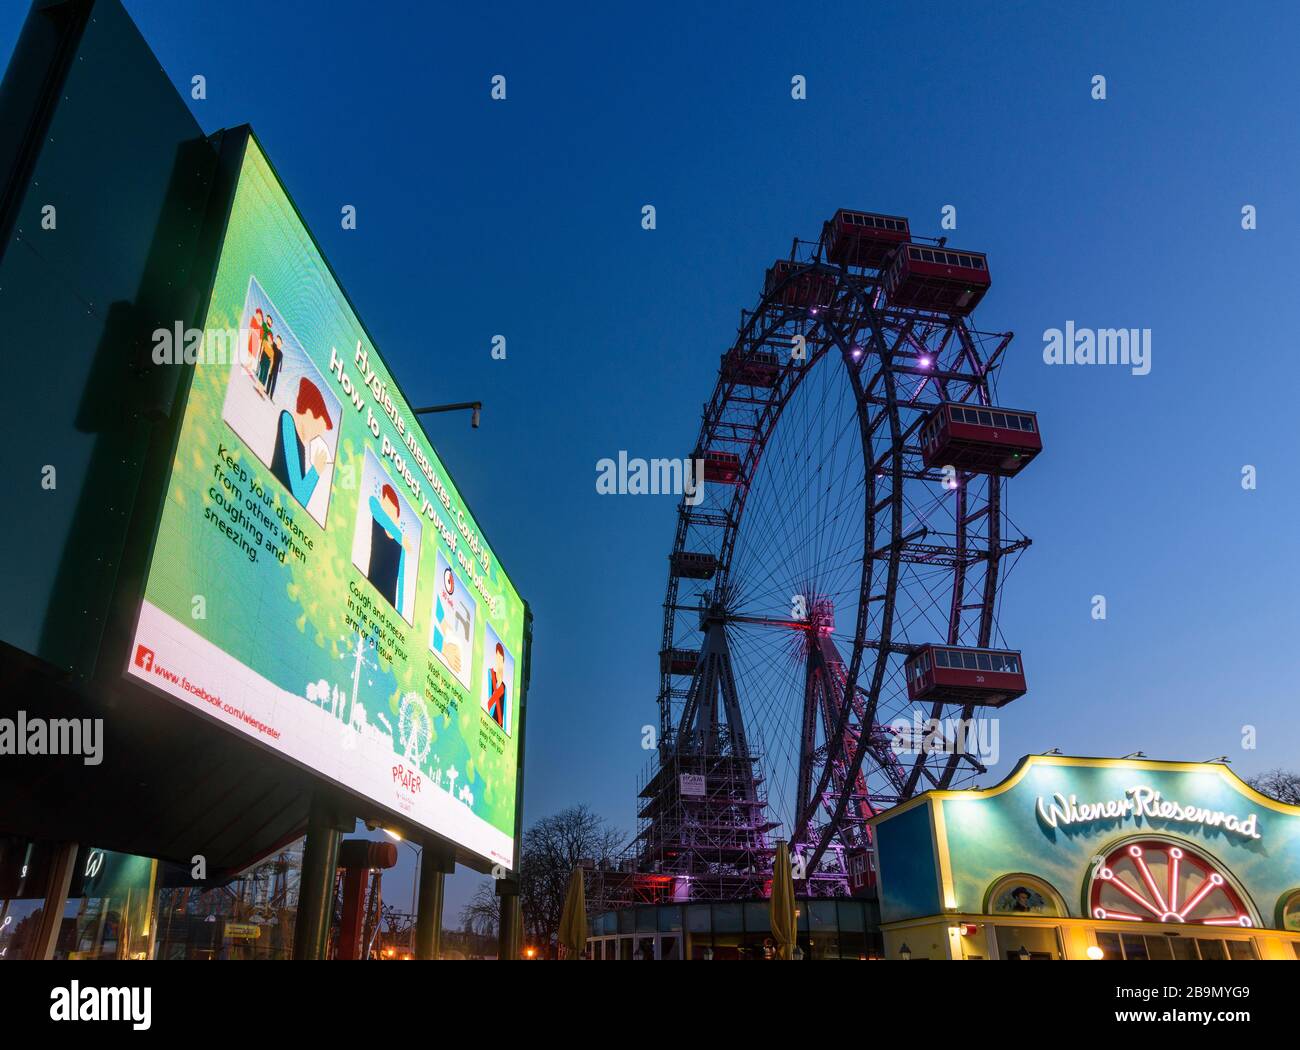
[822,209,911,269]
[660,648,700,675]
[669,551,718,579]
[701,450,743,484]
[919,402,1042,477]
[904,645,1027,708]
[720,347,780,388]
[764,260,836,310]
[884,244,990,316]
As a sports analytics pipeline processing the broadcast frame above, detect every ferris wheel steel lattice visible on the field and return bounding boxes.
[643,210,1042,898]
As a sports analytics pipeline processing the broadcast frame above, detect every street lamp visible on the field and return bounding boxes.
[413,401,482,428]
[401,839,422,931]
[373,823,421,940]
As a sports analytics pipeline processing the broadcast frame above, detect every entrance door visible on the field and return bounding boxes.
[656,933,682,960]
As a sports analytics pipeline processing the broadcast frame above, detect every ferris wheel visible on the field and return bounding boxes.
[652,210,1040,895]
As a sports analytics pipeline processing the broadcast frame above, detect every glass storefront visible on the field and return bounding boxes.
[57,848,158,960]
[153,840,303,960]
[1096,930,1256,962]
[587,899,884,960]
[0,838,56,960]
[0,835,305,961]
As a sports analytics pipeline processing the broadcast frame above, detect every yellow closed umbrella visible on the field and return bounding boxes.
[769,840,797,960]
[557,866,587,960]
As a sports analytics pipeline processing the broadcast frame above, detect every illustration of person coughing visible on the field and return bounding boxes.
[366,484,417,613]
[271,377,333,509]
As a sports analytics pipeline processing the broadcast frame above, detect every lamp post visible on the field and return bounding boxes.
[413,401,482,428]
[379,826,421,950]
[402,841,421,934]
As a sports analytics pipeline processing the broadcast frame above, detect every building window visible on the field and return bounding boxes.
[1096,930,1255,961]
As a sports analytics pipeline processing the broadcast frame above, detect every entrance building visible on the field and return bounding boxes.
[869,754,1300,960]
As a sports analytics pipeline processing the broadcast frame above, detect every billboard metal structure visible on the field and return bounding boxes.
[0,0,531,958]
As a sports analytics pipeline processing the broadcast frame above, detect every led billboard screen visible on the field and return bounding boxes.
[128,132,525,868]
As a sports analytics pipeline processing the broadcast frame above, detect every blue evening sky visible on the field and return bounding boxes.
[4,0,1297,923]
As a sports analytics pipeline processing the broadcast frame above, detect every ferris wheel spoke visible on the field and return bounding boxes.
[729,386,861,603]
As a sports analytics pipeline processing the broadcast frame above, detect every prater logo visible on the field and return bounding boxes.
[392,763,422,794]
[50,982,151,1030]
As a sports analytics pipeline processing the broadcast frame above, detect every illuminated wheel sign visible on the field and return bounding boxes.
[1088,840,1253,927]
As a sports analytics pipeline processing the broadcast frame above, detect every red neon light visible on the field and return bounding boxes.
[1088,840,1252,928]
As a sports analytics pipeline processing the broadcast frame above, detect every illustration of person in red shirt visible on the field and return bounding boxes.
[487,642,508,729]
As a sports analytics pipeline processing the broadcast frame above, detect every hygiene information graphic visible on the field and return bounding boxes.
[128,134,525,868]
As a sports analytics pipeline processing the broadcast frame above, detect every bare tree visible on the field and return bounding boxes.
[459,882,501,938]
[1247,769,1300,806]
[518,804,625,955]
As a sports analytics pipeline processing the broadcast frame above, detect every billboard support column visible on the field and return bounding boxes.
[496,877,521,961]
[293,794,351,960]
[414,844,455,960]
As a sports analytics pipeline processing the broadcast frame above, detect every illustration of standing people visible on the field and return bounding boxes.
[270,376,333,508]
[366,483,417,613]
